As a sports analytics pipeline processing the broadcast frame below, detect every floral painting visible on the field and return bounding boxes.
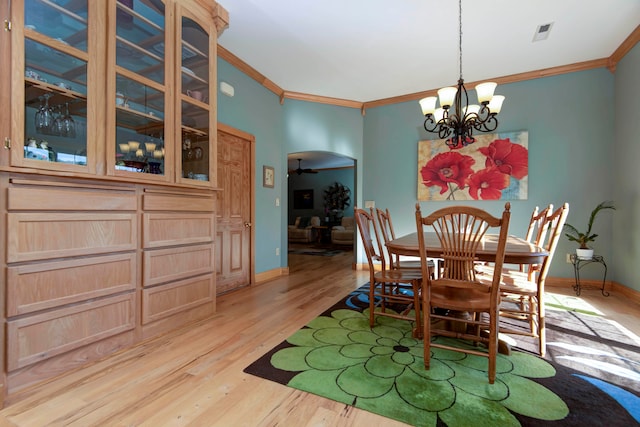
[417,131,528,201]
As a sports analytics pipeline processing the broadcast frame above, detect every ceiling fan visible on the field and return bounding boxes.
[293,158,318,175]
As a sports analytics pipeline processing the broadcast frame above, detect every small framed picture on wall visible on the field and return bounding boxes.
[263,165,275,188]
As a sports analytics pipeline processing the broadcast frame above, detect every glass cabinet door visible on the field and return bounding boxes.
[112,0,167,178]
[178,7,213,185]
[20,0,90,169]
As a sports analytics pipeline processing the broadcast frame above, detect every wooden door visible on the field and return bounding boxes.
[216,124,253,294]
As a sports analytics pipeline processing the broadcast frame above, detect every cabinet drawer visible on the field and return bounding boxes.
[142,274,214,324]
[143,192,215,212]
[143,213,214,248]
[6,293,136,371]
[7,253,137,317]
[6,213,137,262]
[8,185,136,211]
[143,244,214,286]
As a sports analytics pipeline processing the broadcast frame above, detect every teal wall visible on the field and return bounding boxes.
[364,68,616,281]
[613,42,640,291]
[218,45,639,290]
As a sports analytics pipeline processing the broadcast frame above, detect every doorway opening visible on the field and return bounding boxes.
[286,152,356,264]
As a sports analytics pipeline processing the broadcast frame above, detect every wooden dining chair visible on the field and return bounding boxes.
[415,203,511,384]
[497,203,569,357]
[355,207,423,337]
[375,208,435,276]
[519,204,553,277]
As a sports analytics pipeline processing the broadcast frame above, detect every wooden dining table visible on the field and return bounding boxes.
[386,232,548,265]
[387,232,548,355]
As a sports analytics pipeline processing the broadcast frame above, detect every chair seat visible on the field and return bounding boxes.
[375,269,423,282]
[396,259,435,269]
[476,264,538,296]
[430,283,492,311]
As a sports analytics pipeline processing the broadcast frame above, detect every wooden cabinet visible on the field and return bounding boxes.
[4,177,139,392]
[0,0,229,405]
[1,174,220,398]
[141,190,216,338]
[8,0,227,186]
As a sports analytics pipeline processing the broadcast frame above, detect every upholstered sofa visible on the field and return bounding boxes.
[288,216,321,243]
[331,216,355,245]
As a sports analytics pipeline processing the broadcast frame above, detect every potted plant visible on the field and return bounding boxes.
[323,182,351,223]
[564,200,615,259]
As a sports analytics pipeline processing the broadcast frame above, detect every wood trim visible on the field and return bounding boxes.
[255,267,288,284]
[364,58,610,110]
[546,277,640,306]
[610,281,640,305]
[608,24,640,72]
[283,91,363,109]
[217,45,284,98]
[217,28,639,110]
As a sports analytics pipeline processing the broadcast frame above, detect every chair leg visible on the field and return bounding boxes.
[538,294,546,357]
[412,279,422,338]
[369,282,376,327]
[423,294,431,369]
[488,313,497,384]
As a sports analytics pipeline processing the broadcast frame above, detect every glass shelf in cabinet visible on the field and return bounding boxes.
[25,78,87,107]
[25,0,89,52]
[116,107,163,132]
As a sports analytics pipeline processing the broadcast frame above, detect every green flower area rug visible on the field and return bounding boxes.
[244,284,640,426]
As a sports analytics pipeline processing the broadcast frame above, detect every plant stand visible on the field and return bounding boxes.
[569,254,609,297]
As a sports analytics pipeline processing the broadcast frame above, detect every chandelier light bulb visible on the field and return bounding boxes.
[475,82,497,104]
[488,95,505,114]
[437,87,457,109]
[419,96,438,116]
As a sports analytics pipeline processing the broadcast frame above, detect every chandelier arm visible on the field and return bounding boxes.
[423,116,439,133]
[438,123,452,140]
[474,115,499,133]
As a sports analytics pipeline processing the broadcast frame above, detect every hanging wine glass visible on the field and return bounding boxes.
[43,94,54,133]
[52,104,64,136]
[34,94,54,133]
[61,102,76,138]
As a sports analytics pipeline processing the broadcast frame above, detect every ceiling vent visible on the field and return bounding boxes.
[533,22,554,42]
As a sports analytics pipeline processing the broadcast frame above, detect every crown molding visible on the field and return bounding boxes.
[608,24,640,72]
[217,26,640,112]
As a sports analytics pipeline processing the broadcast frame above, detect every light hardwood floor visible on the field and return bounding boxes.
[0,249,637,426]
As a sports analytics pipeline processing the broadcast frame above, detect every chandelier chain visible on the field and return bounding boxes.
[458,0,463,79]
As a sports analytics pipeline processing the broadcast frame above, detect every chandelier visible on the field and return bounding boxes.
[419,0,505,149]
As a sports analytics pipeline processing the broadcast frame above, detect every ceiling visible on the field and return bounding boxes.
[217,0,639,103]
[218,1,639,170]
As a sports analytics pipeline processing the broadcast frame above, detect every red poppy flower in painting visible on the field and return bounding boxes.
[479,138,528,180]
[467,167,510,200]
[421,151,475,194]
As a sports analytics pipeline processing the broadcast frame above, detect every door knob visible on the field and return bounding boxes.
[244,222,252,228]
